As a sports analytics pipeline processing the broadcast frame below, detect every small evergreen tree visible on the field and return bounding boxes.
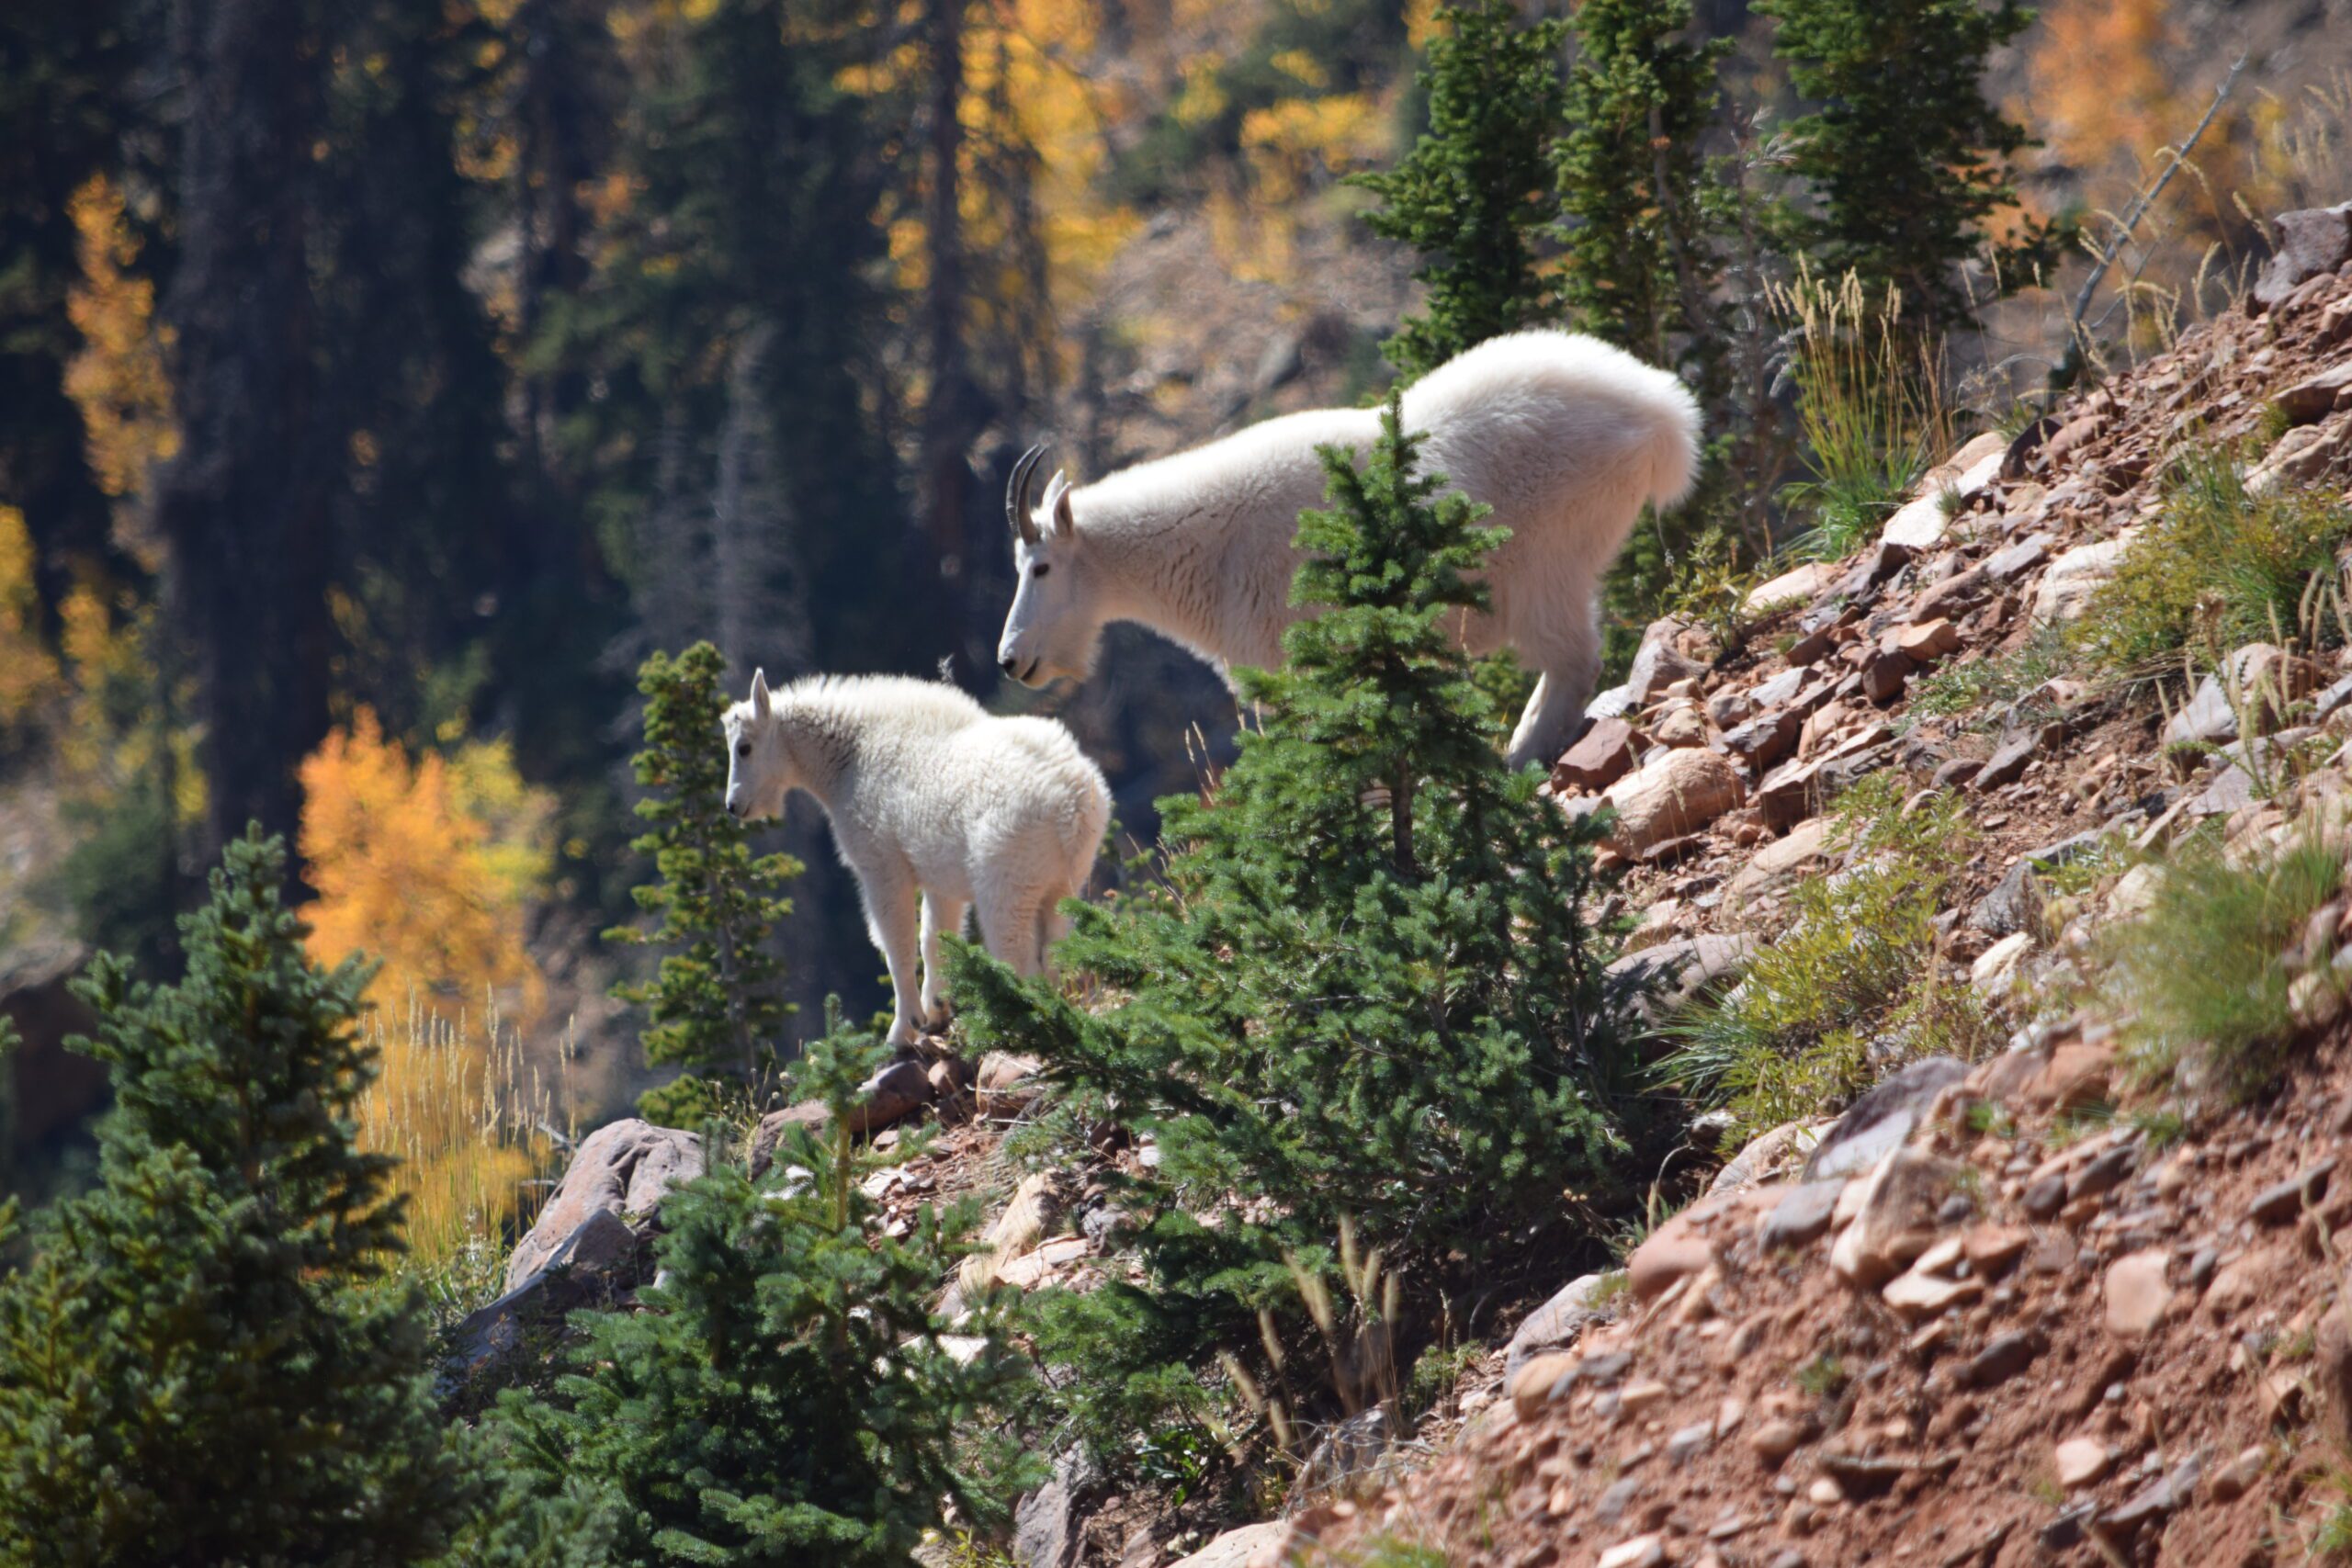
[608,642,800,1124]
[483,1001,1042,1567]
[1554,0,1730,368]
[0,831,466,1567]
[1351,0,1569,379]
[1758,0,2061,326]
[952,400,1631,1452]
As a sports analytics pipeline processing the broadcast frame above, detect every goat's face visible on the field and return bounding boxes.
[998,467,1102,687]
[722,671,792,821]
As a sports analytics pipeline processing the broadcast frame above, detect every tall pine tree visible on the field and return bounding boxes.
[0,832,464,1566]
[1554,0,1729,368]
[1758,0,2060,326]
[953,400,1630,1446]
[1351,0,1568,380]
[609,643,798,1124]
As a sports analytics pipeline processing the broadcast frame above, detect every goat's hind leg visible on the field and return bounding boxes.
[978,884,1047,978]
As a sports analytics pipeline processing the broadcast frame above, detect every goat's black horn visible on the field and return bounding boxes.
[1005,441,1049,541]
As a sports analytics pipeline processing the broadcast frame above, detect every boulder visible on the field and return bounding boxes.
[2254,202,2352,310]
[958,1170,1068,1296]
[1745,561,1843,615]
[1721,815,1837,915]
[2031,536,2137,624]
[1802,1056,1967,1181]
[1626,621,1705,705]
[1013,1450,1095,1568]
[1607,932,1756,1032]
[507,1120,704,1292]
[1882,491,1956,552]
[749,1056,936,1173]
[977,1052,1046,1116]
[1829,1148,1962,1288]
[1168,1523,1291,1568]
[1758,1179,1847,1251]
[1893,617,1962,664]
[1601,749,1746,857]
[447,1208,641,1388]
[1504,1272,1613,1380]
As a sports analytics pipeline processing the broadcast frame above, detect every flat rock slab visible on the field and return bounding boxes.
[2105,1250,2175,1338]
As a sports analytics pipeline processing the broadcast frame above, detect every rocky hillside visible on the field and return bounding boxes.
[1272,204,2352,1568]
[457,208,2352,1568]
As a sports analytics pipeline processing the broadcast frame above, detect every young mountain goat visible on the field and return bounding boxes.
[723,671,1110,1044]
[996,330,1702,769]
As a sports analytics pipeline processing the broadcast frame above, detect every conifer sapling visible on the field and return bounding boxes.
[484,998,1042,1567]
[609,642,800,1124]
[951,399,1631,1453]
[0,831,465,1566]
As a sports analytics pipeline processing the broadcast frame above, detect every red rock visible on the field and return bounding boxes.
[1628,1231,1718,1303]
[1602,749,1747,857]
[1894,617,1962,663]
[1554,716,1639,792]
[1861,649,1915,704]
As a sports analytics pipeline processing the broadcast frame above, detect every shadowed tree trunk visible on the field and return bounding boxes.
[153,0,334,870]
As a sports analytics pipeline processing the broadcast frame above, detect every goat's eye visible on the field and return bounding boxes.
[736,741,751,758]
[1030,562,1050,579]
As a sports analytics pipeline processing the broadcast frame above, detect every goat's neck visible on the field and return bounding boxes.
[774,698,858,807]
[1081,491,1238,661]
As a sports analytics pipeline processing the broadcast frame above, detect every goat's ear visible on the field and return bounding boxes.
[751,667,772,719]
[1045,469,1076,538]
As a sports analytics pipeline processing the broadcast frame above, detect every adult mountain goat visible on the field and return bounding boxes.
[996,330,1701,769]
[723,671,1111,1044]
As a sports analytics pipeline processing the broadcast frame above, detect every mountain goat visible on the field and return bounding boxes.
[996,330,1702,769]
[723,671,1111,1044]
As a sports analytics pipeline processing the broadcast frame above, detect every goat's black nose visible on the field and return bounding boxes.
[999,654,1017,674]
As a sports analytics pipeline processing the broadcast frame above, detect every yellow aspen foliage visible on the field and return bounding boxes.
[2025,0,2182,190]
[0,508,61,726]
[298,707,548,1023]
[63,174,176,552]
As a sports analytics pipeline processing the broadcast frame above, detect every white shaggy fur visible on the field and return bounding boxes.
[724,671,1111,1044]
[997,330,1702,768]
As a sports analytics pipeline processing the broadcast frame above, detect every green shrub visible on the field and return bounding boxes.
[480,1002,1043,1566]
[2072,448,2352,677]
[2103,827,2343,1100]
[1906,626,2072,729]
[952,400,1630,1465]
[1662,773,1975,1135]
[0,832,468,1566]
[1771,266,1950,562]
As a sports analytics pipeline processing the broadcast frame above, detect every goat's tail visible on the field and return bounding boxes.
[1640,373,1705,514]
[1069,775,1114,897]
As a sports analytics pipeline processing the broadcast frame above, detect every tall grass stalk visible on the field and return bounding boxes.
[1770,265,1952,560]
[355,993,576,1320]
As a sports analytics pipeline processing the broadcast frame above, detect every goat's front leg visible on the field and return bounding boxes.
[918,892,965,1032]
[858,863,924,1046]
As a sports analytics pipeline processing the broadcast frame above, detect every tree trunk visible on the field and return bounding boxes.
[155,0,334,874]
[918,0,973,592]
